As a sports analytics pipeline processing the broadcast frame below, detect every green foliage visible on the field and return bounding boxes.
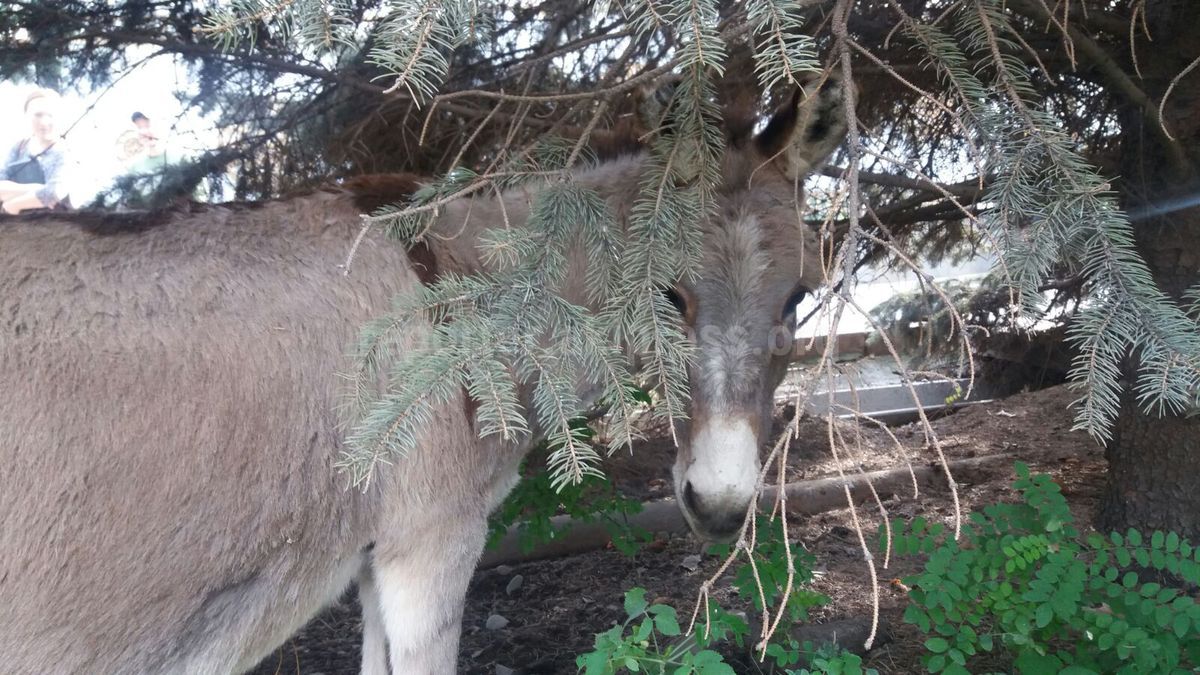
[338,155,650,488]
[486,425,651,556]
[576,588,736,675]
[778,642,879,675]
[577,584,874,675]
[205,0,358,53]
[577,515,874,673]
[746,0,820,93]
[886,463,1200,674]
[895,1,1200,439]
[709,516,829,626]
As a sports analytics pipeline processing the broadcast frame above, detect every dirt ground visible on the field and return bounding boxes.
[249,385,1107,675]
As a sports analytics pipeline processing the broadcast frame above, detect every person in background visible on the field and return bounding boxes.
[118,110,171,176]
[130,111,161,157]
[0,88,72,214]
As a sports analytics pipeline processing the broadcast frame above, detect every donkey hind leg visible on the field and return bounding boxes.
[373,517,487,674]
[358,559,390,675]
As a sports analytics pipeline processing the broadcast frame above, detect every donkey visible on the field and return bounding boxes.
[0,78,846,674]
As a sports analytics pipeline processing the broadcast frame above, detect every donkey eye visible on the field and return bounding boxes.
[662,288,688,317]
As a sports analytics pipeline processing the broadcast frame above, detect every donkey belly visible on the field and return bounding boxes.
[96,550,365,675]
[222,551,367,675]
[0,477,369,675]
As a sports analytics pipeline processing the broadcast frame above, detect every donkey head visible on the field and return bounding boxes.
[382,76,847,543]
[664,77,847,541]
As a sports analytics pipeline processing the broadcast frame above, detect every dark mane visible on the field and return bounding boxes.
[1,207,178,236]
[341,173,424,213]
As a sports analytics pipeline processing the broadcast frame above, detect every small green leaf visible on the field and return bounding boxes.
[925,637,950,653]
[1035,604,1053,628]
[653,609,681,636]
[1127,529,1143,547]
[624,588,648,618]
[1155,605,1171,629]
[1172,612,1190,639]
[691,650,734,675]
[1116,547,1132,566]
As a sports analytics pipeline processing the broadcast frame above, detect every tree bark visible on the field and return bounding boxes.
[1098,0,1200,540]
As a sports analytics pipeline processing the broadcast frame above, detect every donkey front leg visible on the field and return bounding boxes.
[372,515,487,674]
[358,560,390,675]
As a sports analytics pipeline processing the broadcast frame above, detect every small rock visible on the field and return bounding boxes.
[485,614,510,630]
[680,554,702,572]
[495,564,514,575]
[505,574,524,595]
[495,666,515,675]
[789,616,892,657]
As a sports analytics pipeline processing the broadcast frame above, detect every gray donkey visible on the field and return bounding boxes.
[0,78,846,674]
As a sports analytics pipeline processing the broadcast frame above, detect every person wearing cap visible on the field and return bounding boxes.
[1,88,72,214]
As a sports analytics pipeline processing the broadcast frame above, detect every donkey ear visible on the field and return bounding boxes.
[755,74,848,179]
[634,77,682,138]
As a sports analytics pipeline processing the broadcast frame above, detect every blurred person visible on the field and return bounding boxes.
[1,88,72,214]
[118,110,173,176]
[130,111,162,158]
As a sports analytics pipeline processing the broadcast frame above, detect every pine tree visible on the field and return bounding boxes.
[7,0,1198,535]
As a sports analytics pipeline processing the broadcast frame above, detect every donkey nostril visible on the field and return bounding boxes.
[682,481,700,515]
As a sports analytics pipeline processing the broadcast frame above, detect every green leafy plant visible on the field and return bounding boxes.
[576,588,738,675]
[486,417,651,555]
[886,462,1200,674]
[709,515,829,627]
[578,515,881,674]
[485,461,649,556]
[577,585,875,675]
[780,642,880,675]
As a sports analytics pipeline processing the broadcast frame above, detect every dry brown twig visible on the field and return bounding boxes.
[1158,52,1200,142]
[844,383,894,574]
[823,365,881,651]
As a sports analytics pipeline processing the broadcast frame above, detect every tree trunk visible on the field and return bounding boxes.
[1102,401,1200,541]
[1098,0,1200,540]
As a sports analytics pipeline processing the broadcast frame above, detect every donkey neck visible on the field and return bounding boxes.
[423,153,646,273]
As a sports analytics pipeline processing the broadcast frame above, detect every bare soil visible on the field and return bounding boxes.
[249,385,1107,675]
